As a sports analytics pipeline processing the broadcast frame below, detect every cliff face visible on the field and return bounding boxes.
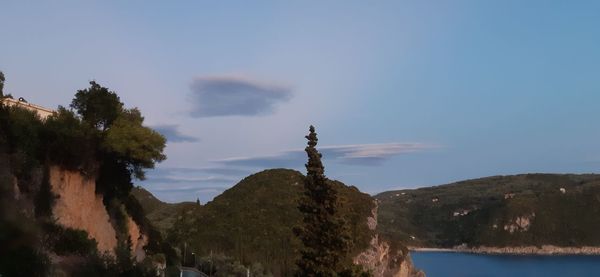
[48,166,146,257]
[354,203,425,277]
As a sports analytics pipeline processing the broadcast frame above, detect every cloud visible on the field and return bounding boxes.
[217,151,306,169]
[320,143,436,165]
[144,175,236,184]
[152,124,199,143]
[216,143,438,168]
[147,166,251,178]
[189,76,292,117]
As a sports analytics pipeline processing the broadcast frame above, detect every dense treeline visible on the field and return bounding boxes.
[0,72,177,276]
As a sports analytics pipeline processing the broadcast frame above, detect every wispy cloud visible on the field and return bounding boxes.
[150,167,251,177]
[145,175,236,184]
[216,143,439,168]
[188,75,292,117]
[152,124,199,143]
[140,143,438,203]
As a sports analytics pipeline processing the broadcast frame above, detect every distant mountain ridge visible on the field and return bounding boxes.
[376,173,600,249]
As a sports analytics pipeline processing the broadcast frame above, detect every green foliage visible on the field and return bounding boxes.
[195,253,273,277]
[34,166,56,218]
[124,193,180,266]
[2,106,43,180]
[70,81,123,130]
[131,186,197,234]
[155,168,374,277]
[102,108,166,180]
[42,107,98,170]
[0,70,5,97]
[42,222,98,256]
[54,228,98,255]
[0,153,51,277]
[295,126,359,276]
[377,173,600,248]
[0,76,172,274]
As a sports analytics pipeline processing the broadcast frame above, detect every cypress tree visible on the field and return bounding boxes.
[0,71,5,97]
[295,125,353,276]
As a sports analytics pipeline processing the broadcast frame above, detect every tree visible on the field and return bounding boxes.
[42,107,97,170]
[0,71,5,97]
[68,81,166,213]
[101,108,166,180]
[295,126,354,276]
[70,81,123,130]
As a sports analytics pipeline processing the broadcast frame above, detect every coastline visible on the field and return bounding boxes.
[410,245,600,255]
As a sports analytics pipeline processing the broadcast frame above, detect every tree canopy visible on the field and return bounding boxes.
[67,81,166,180]
[102,108,166,180]
[70,81,123,131]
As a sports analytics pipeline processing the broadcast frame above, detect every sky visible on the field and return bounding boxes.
[1,1,600,203]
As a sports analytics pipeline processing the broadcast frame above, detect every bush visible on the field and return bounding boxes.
[42,223,98,256]
[54,228,98,256]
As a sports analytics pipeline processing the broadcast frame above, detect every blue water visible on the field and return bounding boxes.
[411,251,600,277]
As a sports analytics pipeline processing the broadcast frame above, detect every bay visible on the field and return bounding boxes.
[411,251,600,277]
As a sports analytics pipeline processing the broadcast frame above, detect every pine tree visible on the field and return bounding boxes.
[295,125,353,276]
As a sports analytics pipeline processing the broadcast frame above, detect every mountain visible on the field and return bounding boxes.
[136,169,426,276]
[131,186,198,234]
[376,173,600,249]
[165,168,375,276]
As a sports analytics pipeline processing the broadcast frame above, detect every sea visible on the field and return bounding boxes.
[411,251,600,277]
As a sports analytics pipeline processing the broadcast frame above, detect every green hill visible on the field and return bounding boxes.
[377,173,600,248]
[131,186,198,233]
[142,169,375,276]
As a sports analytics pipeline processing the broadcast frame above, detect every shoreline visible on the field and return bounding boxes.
[409,245,600,256]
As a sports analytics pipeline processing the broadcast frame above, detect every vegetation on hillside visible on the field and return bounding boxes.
[377,173,600,248]
[131,186,198,234]
[157,168,374,276]
[0,71,176,276]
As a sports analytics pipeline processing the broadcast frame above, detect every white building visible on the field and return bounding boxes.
[1,97,54,119]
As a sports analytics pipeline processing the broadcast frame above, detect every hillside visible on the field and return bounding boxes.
[0,81,177,276]
[143,169,376,276]
[131,186,198,233]
[377,173,600,249]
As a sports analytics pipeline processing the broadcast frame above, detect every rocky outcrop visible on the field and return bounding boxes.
[49,166,118,254]
[354,202,425,277]
[503,212,535,233]
[127,215,148,262]
[49,166,147,258]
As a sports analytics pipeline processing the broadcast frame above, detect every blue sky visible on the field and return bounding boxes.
[2,1,600,203]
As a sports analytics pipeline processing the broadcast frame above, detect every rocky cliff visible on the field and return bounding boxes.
[49,166,146,258]
[354,203,425,277]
